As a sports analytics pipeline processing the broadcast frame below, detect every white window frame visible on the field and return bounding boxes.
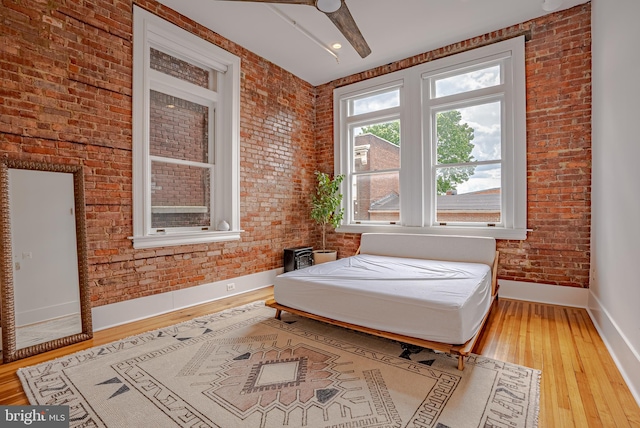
[131,6,241,249]
[334,36,527,239]
[346,81,403,225]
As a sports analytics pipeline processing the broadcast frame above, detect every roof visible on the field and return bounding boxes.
[369,190,500,212]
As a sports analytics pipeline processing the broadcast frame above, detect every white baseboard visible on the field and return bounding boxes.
[91,268,282,331]
[498,279,589,307]
[587,293,640,407]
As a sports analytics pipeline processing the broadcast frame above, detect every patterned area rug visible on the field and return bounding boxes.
[18,302,540,427]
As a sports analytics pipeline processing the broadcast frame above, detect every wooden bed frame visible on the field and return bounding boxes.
[266,250,499,371]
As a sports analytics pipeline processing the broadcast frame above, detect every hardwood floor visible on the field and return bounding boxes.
[1,287,638,427]
[477,298,640,427]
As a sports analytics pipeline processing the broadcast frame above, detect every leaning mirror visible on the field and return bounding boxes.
[0,159,92,363]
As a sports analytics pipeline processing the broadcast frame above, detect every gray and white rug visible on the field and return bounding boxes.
[18,301,540,427]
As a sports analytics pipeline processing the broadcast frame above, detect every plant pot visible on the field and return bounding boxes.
[313,250,337,265]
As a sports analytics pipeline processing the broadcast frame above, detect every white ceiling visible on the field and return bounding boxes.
[156,0,589,86]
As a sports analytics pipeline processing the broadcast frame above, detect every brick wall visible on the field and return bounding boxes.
[316,4,592,288]
[0,0,317,306]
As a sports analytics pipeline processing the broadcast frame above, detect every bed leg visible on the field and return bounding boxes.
[458,356,465,371]
[274,309,282,320]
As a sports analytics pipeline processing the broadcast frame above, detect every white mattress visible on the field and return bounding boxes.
[273,254,493,344]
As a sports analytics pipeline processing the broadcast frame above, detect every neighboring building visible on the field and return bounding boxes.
[353,133,400,222]
[436,188,501,223]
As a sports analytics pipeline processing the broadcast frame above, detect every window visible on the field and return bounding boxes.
[347,85,402,223]
[132,7,241,248]
[335,37,527,239]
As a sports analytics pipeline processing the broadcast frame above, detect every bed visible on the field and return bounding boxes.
[266,233,499,370]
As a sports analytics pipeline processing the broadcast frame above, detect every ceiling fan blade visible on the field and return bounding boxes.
[222,0,315,5]
[220,0,371,58]
[323,1,371,58]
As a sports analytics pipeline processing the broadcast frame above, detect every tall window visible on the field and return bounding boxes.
[347,85,402,224]
[132,7,241,249]
[335,37,527,239]
[425,62,505,226]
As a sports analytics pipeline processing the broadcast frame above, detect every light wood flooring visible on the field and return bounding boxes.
[1,287,638,427]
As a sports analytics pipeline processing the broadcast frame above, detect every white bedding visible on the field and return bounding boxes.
[273,253,493,344]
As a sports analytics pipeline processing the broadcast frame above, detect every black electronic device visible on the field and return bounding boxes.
[283,246,313,272]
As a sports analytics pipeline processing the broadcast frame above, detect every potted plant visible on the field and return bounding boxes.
[311,171,345,264]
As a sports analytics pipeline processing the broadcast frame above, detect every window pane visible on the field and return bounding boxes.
[435,164,501,223]
[436,102,501,165]
[352,172,400,222]
[434,64,501,98]
[150,48,214,90]
[350,88,399,116]
[353,120,400,172]
[150,90,209,163]
[151,161,211,228]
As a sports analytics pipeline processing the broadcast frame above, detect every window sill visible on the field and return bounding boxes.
[337,224,528,240]
[130,230,243,249]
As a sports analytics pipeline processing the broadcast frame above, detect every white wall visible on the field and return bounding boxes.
[590,0,640,404]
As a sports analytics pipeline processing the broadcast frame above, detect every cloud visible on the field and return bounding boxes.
[457,101,501,161]
[435,65,500,97]
[457,163,502,193]
[352,90,399,115]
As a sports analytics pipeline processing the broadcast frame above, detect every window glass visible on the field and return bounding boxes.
[350,117,401,223]
[150,48,214,90]
[434,64,501,98]
[443,102,502,163]
[149,91,210,164]
[352,172,400,223]
[353,120,400,172]
[435,165,501,223]
[434,102,502,222]
[349,88,399,116]
[435,102,502,166]
[151,162,211,228]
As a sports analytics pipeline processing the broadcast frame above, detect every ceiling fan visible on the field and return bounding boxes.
[222,0,371,58]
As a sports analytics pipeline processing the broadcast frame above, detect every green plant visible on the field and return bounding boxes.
[311,171,345,251]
